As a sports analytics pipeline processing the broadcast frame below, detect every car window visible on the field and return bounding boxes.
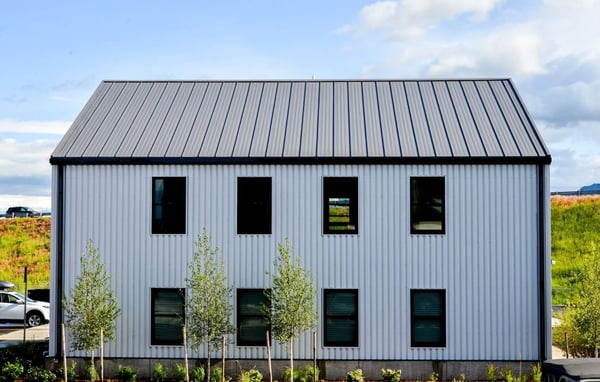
[6,294,20,303]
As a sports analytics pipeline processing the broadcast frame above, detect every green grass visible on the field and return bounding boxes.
[551,196,600,305]
[0,218,51,292]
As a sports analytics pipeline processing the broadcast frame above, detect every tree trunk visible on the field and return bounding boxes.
[289,339,294,382]
[207,342,212,382]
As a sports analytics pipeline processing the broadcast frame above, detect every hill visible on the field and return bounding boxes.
[551,195,600,305]
[0,217,50,292]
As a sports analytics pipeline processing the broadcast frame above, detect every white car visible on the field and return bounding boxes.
[0,290,50,327]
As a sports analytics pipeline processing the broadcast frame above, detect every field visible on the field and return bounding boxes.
[550,195,600,305]
[0,217,51,292]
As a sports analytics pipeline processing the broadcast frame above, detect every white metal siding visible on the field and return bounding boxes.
[51,164,541,361]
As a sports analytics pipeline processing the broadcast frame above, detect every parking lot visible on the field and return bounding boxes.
[0,323,49,342]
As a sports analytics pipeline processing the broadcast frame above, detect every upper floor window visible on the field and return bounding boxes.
[237,289,270,346]
[237,177,272,235]
[152,177,186,234]
[323,177,358,234]
[410,177,445,234]
[324,289,358,347]
[410,289,446,347]
[151,288,185,345]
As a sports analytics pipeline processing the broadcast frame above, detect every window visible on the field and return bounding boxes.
[411,289,446,347]
[324,289,358,347]
[237,177,272,234]
[323,177,358,234]
[237,289,270,346]
[410,177,445,234]
[151,288,185,345]
[152,177,186,234]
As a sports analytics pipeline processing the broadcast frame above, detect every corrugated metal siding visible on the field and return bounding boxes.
[50,80,550,163]
[52,163,541,360]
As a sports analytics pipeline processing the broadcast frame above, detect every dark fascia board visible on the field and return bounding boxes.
[50,155,552,166]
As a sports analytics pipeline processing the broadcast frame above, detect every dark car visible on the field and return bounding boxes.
[5,206,41,218]
[543,359,600,382]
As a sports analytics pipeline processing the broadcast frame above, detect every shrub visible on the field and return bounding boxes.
[486,365,497,382]
[56,360,77,381]
[2,361,24,380]
[115,365,138,382]
[531,363,542,382]
[239,369,263,382]
[381,369,402,382]
[346,369,364,382]
[501,368,514,382]
[153,363,168,382]
[429,371,439,382]
[210,367,231,382]
[191,366,205,382]
[173,363,187,382]
[283,366,319,382]
[85,363,98,381]
[25,366,56,382]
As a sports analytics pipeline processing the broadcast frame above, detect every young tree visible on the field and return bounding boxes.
[63,240,121,376]
[266,238,317,382]
[186,231,235,381]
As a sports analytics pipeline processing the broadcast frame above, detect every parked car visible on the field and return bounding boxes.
[543,359,600,382]
[5,206,41,218]
[0,290,50,327]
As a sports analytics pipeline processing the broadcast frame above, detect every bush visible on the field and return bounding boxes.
[346,369,364,382]
[381,369,402,382]
[283,366,318,382]
[173,364,187,382]
[25,366,56,382]
[191,366,205,382]
[2,361,24,380]
[56,361,77,381]
[85,363,98,381]
[115,365,138,382]
[239,369,262,382]
[153,363,168,382]
[210,367,231,382]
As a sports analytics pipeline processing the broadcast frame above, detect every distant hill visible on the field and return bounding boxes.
[0,217,50,292]
[580,183,600,192]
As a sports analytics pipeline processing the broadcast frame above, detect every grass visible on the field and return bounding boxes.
[551,195,600,305]
[0,217,51,292]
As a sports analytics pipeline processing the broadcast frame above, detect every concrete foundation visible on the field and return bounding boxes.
[46,358,539,381]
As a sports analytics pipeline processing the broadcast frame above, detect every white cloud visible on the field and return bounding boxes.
[354,0,504,40]
[0,195,51,214]
[0,119,70,135]
[0,138,58,178]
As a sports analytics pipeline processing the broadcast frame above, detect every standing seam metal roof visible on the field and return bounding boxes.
[50,79,551,165]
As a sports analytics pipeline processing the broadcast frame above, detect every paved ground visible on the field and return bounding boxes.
[0,324,49,341]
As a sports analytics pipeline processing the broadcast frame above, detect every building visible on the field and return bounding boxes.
[49,79,552,378]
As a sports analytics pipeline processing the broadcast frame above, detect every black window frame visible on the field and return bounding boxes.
[152,177,186,234]
[237,289,271,346]
[323,289,359,347]
[410,177,445,235]
[410,289,446,348]
[323,177,358,235]
[237,177,272,235]
[151,288,185,346]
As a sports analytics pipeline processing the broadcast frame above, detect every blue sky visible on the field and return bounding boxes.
[1,0,599,212]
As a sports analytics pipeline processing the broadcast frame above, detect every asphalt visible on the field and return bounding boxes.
[0,324,49,342]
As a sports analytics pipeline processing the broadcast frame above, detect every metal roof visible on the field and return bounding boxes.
[50,79,551,165]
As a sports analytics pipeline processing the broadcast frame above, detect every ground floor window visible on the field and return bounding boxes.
[324,289,358,347]
[237,289,270,346]
[410,289,446,347]
[151,288,185,345]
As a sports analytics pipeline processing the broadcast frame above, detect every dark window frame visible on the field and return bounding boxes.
[323,177,358,235]
[237,177,272,235]
[151,288,185,346]
[323,289,359,347]
[152,177,186,234]
[237,288,271,346]
[410,289,446,348]
[410,177,445,235]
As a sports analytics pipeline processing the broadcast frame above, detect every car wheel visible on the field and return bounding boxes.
[27,312,43,327]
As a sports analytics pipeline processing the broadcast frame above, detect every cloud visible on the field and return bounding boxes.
[0,120,70,135]
[351,0,504,40]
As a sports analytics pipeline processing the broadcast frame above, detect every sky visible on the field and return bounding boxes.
[1,0,599,213]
